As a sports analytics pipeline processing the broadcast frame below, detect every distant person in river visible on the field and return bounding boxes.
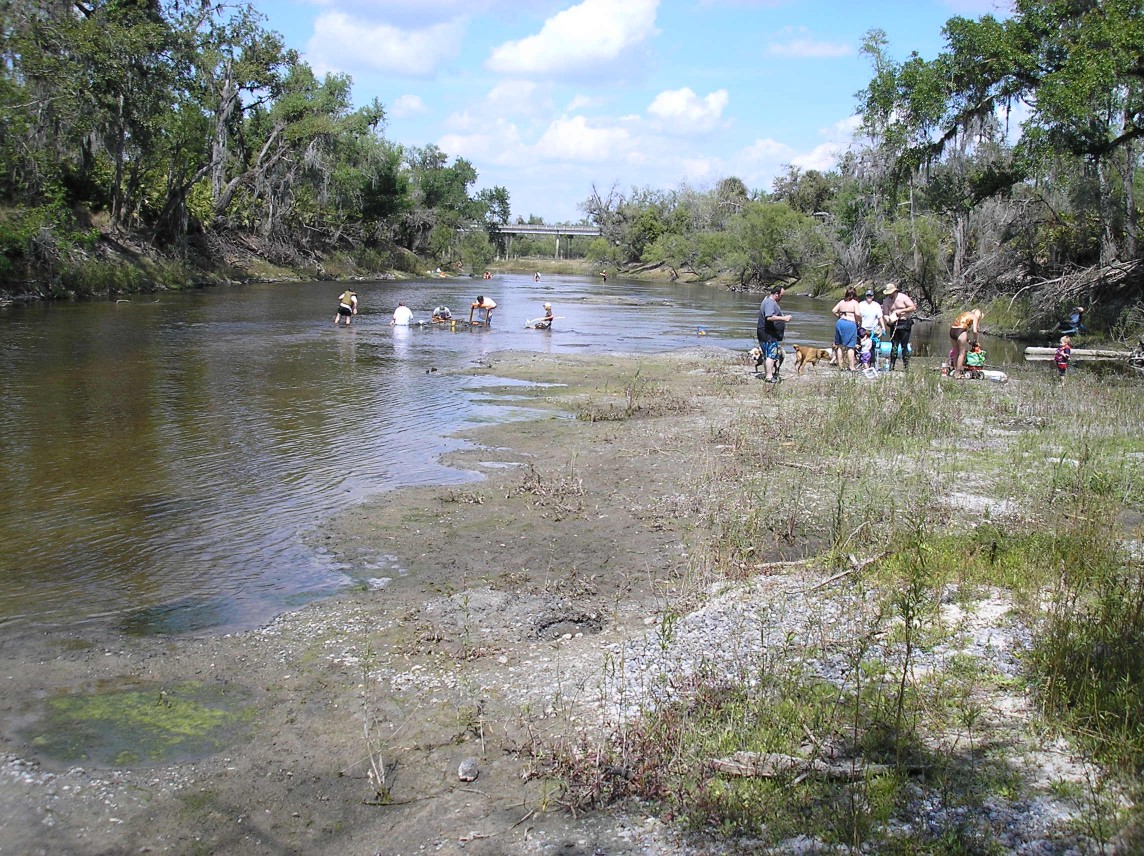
[949,308,983,377]
[1058,306,1085,335]
[333,290,358,326]
[470,295,497,325]
[881,283,918,370]
[601,270,608,282]
[534,272,541,282]
[831,286,862,372]
[533,302,555,330]
[391,302,413,326]
[432,305,452,322]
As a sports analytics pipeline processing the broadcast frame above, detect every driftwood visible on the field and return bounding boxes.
[709,751,928,782]
[708,751,888,781]
[1024,347,1131,362]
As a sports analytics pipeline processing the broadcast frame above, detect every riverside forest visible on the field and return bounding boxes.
[1,0,1143,341]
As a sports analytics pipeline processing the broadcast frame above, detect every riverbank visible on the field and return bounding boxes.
[1,348,1142,854]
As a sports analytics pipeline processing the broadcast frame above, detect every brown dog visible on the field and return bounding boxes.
[793,344,836,374]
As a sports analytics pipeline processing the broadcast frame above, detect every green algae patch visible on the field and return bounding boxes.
[28,681,255,766]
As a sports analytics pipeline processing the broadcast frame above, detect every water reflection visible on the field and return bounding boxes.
[0,276,1025,635]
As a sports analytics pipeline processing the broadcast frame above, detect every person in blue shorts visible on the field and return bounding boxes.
[831,286,861,371]
[756,284,791,383]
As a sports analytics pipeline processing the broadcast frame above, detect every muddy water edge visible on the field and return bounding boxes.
[1,346,1140,856]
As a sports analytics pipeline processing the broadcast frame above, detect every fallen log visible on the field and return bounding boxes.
[708,751,888,781]
[1024,347,1131,362]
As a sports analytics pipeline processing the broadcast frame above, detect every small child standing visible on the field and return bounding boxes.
[1054,335,1072,379]
[857,327,874,368]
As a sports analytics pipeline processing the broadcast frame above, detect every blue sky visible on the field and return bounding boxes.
[247,0,1010,223]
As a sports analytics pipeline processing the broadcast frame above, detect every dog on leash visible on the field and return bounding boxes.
[792,344,836,374]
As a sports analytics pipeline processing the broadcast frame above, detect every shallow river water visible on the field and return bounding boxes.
[0,275,1022,635]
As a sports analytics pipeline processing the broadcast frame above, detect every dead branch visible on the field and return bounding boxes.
[709,751,885,780]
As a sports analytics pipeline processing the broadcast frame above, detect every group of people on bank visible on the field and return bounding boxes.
[755,282,921,382]
[757,281,1090,381]
[333,289,555,330]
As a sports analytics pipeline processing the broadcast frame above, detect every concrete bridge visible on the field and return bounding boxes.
[489,223,601,259]
[496,224,600,237]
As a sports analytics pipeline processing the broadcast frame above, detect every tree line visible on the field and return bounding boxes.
[578,0,1144,335]
[2,0,1142,336]
[0,0,511,290]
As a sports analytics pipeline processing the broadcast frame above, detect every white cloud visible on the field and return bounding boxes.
[438,120,533,167]
[741,137,796,162]
[485,0,659,77]
[484,80,554,119]
[389,94,428,118]
[767,38,851,58]
[941,0,1012,15]
[307,13,465,77]
[535,116,635,162]
[679,156,721,183]
[790,141,846,171]
[565,94,600,112]
[647,88,729,134]
[300,0,505,27]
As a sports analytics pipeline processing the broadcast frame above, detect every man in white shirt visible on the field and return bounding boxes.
[857,289,884,336]
[391,302,414,326]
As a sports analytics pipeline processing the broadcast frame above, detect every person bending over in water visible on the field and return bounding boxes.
[334,290,358,326]
[470,295,497,325]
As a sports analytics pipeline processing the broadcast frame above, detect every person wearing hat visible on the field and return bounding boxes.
[881,282,917,370]
[534,302,555,330]
[857,288,885,366]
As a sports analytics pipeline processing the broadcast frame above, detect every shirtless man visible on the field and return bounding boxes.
[881,283,917,370]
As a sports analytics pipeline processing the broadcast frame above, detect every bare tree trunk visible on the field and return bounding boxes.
[1097,158,1118,264]
[212,63,238,203]
[1125,138,1138,259]
[109,94,126,232]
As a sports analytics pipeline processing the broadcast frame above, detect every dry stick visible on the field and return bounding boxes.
[709,751,928,780]
[790,552,886,595]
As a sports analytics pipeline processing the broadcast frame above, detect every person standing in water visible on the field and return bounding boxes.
[334,289,358,326]
[391,302,413,326]
[470,294,497,325]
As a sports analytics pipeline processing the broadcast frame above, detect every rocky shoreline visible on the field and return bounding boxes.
[1,347,1138,854]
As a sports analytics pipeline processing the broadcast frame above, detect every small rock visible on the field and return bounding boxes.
[457,757,479,782]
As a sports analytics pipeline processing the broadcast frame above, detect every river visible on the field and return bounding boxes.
[0,275,1022,635]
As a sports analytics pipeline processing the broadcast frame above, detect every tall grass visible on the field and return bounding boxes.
[538,362,1144,850]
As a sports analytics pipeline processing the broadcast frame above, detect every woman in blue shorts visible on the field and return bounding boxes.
[831,286,861,371]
